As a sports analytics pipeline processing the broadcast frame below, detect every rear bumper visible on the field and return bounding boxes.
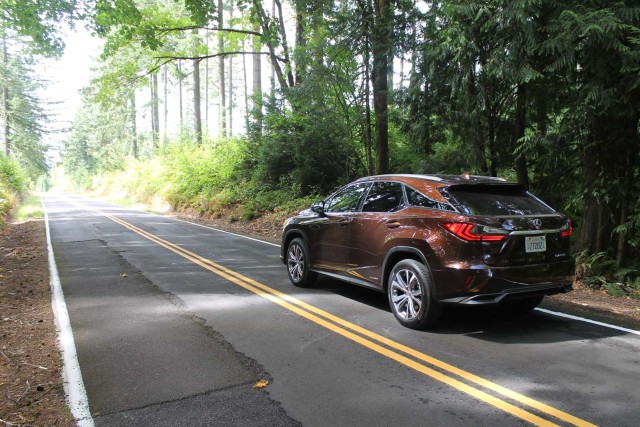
[438,281,573,305]
[433,260,574,305]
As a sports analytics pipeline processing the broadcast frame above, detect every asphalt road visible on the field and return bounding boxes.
[43,193,640,427]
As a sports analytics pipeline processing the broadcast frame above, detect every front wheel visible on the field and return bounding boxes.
[388,259,442,329]
[286,238,317,287]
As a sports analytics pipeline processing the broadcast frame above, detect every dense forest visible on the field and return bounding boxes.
[1,1,640,294]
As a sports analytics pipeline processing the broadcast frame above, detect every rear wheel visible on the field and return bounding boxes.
[286,238,317,287]
[388,259,442,329]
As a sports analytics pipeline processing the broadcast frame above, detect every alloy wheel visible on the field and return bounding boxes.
[287,243,305,282]
[390,268,423,321]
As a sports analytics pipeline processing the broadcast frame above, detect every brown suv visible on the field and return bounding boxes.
[281,174,574,329]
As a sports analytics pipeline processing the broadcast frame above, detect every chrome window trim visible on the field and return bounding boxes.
[509,228,567,235]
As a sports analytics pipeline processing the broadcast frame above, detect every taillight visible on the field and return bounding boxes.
[441,222,508,242]
[561,220,573,237]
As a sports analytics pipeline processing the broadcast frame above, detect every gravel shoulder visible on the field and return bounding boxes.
[1,211,638,426]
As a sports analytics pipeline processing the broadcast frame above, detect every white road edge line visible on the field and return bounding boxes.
[96,196,640,337]
[43,201,94,427]
[170,216,281,247]
[535,308,640,336]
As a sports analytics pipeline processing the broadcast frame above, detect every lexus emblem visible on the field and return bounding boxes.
[532,219,543,229]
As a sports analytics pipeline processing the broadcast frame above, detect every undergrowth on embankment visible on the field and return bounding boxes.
[0,155,27,226]
[65,140,320,223]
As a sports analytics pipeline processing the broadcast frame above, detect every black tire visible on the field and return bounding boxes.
[501,295,544,313]
[387,259,442,329]
[286,238,317,287]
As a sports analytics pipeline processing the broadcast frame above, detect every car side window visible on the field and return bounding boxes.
[361,181,406,213]
[406,186,455,212]
[325,183,369,213]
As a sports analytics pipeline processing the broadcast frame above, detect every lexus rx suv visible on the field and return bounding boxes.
[281,174,574,329]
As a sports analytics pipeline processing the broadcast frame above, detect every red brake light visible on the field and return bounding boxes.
[441,222,507,242]
[561,220,573,237]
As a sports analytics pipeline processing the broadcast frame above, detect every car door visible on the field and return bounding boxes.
[348,181,407,286]
[307,183,370,274]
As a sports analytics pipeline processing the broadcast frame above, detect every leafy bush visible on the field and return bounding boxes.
[255,88,358,195]
[575,251,640,298]
[0,155,27,226]
[0,155,27,193]
[88,136,322,223]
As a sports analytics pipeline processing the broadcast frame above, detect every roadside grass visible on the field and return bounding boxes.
[16,193,44,220]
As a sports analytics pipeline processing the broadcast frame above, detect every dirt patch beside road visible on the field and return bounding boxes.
[0,219,74,426]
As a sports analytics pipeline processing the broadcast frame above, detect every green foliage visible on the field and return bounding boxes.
[256,88,357,195]
[0,154,26,225]
[86,137,319,223]
[1,36,51,183]
[16,193,43,220]
[576,251,640,298]
[62,87,133,187]
[0,154,27,193]
[0,0,75,56]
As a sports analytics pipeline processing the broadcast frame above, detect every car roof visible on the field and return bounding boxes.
[355,174,508,186]
[351,174,512,205]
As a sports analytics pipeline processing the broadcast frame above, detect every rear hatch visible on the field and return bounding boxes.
[440,183,572,266]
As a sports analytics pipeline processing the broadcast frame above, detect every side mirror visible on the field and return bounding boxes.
[311,201,325,215]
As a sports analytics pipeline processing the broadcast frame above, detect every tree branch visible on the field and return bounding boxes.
[154,51,283,62]
[157,26,263,38]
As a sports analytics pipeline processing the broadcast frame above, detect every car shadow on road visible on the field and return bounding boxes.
[433,306,632,344]
[309,277,632,344]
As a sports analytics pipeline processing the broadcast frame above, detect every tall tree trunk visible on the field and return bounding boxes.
[178,61,184,131]
[487,107,497,177]
[205,58,209,135]
[218,0,227,138]
[577,123,611,254]
[163,64,168,145]
[275,0,295,87]
[151,73,159,150]
[515,84,529,187]
[295,1,305,85]
[205,33,210,135]
[130,90,138,159]
[253,0,289,91]
[271,0,276,101]
[386,23,394,105]
[228,55,233,137]
[252,22,263,134]
[363,17,373,175]
[2,35,10,157]
[466,66,487,174]
[371,0,392,175]
[615,111,639,268]
[242,45,250,133]
[365,71,373,175]
[616,156,631,268]
[193,58,203,145]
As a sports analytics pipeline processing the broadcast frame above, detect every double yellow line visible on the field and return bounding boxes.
[97,209,595,427]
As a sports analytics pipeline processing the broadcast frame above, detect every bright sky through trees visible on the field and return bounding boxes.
[40,25,101,160]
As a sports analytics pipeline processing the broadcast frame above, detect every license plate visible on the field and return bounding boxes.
[525,236,546,253]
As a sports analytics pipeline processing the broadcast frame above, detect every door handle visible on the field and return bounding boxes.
[339,218,351,226]
[385,221,401,229]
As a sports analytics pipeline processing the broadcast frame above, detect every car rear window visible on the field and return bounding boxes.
[442,184,555,216]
